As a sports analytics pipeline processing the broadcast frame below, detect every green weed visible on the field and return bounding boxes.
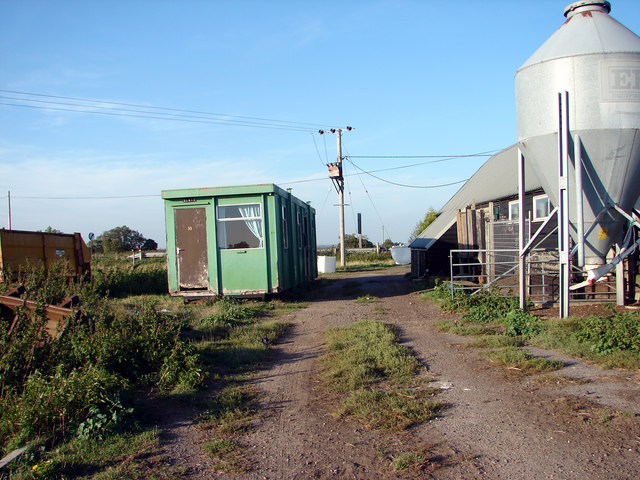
[485,347,563,373]
[503,309,543,338]
[355,294,380,304]
[469,335,525,348]
[435,321,499,336]
[576,310,640,354]
[321,320,442,432]
[336,387,441,431]
[322,320,420,392]
[392,451,428,471]
[202,439,249,473]
[199,385,258,434]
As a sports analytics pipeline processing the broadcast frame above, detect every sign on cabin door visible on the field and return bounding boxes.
[174,207,209,290]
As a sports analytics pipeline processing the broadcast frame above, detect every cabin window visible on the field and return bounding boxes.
[508,200,519,221]
[217,203,263,249]
[282,205,289,249]
[533,195,550,221]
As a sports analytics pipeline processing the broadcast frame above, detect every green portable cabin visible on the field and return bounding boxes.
[161,184,317,298]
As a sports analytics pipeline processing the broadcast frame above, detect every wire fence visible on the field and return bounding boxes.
[449,248,617,304]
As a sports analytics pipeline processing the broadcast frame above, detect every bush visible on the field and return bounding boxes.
[89,263,167,297]
[0,262,202,453]
[503,310,543,338]
[577,311,640,354]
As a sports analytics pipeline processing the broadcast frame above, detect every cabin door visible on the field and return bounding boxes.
[175,207,209,290]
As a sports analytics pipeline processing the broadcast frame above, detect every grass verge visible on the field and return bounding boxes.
[424,284,640,371]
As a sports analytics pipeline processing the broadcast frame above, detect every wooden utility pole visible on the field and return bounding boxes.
[7,191,11,230]
[337,129,345,267]
[320,126,353,268]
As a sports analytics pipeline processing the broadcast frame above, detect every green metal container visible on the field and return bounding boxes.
[161,184,317,298]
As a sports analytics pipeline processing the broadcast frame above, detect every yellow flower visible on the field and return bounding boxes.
[32,464,38,470]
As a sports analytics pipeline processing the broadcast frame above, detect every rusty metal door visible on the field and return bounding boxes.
[175,207,209,290]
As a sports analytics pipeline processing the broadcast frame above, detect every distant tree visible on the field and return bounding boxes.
[141,238,158,251]
[43,226,62,233]
[343,233,374,249]
[88,238,103,253]
[97,226,146,252]
[382,238,396,249]
[408,207,438,242]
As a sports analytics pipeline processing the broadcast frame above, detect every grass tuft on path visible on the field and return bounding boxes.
[321,320,441,431]
[485,347,563,373]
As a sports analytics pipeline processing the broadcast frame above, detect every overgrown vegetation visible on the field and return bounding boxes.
[424,281,640,370]
[321,320,441,431]
[0,254,297,478]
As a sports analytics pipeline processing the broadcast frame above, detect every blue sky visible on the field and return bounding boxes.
[1,0,639,247]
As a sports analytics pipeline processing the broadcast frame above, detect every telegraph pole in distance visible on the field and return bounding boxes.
[320,126,353,267]
[7,191,11,230]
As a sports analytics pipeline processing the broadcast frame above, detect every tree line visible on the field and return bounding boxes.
[90,226,158,252]
[41,225,158,252]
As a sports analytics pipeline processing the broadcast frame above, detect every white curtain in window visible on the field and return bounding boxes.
[217,222,228,249]
[239,205,263,247]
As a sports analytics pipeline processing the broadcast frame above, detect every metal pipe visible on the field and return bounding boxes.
[574,134,585,267]
[558,91,571,318]
[518,148,526,309]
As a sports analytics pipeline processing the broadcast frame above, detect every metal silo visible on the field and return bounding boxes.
[515,1,640,268]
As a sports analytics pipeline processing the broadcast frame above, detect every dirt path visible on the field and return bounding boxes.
[160,268,640,479]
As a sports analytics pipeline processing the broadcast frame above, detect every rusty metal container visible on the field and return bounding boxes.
[0,229,91,282]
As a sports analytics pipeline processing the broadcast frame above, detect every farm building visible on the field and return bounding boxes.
[411,1,640,311]
[161,184,317,298]
[409,145,556,277]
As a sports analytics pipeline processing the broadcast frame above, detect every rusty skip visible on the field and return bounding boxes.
[0,286,80,339]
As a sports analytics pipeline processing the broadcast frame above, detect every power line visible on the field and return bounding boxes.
[0,89,332,129]
[347,151,497,159]
[343,162,359,233]
[11,194,159,200]
[0,101,318,133]
[317,187,333,218]
[310,133,326,167]
[344,144,387,240]
[345,157,469,189]
[280,150,490,186]
[345,152,493,173]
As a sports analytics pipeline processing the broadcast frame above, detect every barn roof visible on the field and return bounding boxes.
[409,145,543,250]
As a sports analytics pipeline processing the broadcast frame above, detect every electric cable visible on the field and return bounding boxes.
[317,187,333,218]
[279,154,482,186]
[310,133,326,167]
[345,156,469,189]
[0,89,331,129]
[322,134,329,164]
[348,151,497,159]
[11,194,159,199]
[343,162,359,234]
[344,144,387,241]
[0,101,316,132]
